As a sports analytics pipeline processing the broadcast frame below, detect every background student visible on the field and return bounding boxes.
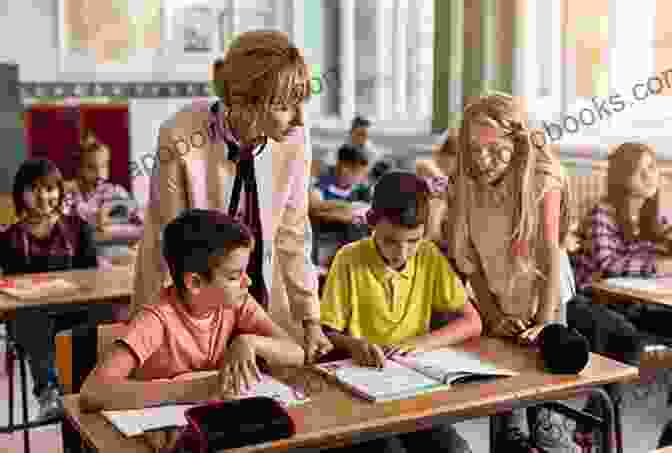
[80,209,305,414]
[569,142,672,355]
[132,30,332,362]
[322,116,383,174]
[567,142,672,434]
[0,158,114,420]
[415,132,459,241]
[447,92,579,453]
[320,171,481,453]
[64,130,143,260]
[309,143,372,266]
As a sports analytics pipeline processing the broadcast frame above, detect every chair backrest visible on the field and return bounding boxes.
[55,322,128,395]
[0,193,17,226]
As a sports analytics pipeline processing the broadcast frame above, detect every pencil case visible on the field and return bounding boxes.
[170,397,295,453]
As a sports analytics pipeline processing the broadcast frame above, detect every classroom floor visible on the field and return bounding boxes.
[0,322,668,452]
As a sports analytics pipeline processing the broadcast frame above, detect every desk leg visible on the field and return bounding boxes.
[489,415,500,453]
[605,384,624,453]
[8,343,14,430]
[18,345,31,453]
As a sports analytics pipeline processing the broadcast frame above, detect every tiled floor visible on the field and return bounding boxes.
[0,323,669,453]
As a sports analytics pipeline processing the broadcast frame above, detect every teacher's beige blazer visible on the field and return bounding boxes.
[132,101,319,341]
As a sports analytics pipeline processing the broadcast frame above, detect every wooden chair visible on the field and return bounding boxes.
[55,322,128,395]
[55,322,128,453]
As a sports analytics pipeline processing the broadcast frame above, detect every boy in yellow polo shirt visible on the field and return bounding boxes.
[321,171,482,453]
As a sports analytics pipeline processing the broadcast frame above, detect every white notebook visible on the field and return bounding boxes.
[101,374,309,437]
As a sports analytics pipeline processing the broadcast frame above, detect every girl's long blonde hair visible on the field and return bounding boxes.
[607,142,665,242]
[452,92,571,295]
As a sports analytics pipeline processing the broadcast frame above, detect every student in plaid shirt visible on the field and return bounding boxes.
[64,131,144,231]
[569,142,672,359]
[568,142,672,440]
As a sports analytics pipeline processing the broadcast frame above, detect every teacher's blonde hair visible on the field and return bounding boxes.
[215,30,312,108]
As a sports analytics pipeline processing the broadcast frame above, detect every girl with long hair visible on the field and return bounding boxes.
[570,142,672,361]
[568,143,672,443]
[448,92,579,453]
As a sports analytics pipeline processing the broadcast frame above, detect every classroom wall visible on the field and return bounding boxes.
[0,63,26,193]
[128,98,202,208]
[0,0,60,81]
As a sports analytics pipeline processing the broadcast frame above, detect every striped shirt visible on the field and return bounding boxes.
[573,203,660,290]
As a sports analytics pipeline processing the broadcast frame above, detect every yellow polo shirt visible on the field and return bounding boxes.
[320,237,467,345]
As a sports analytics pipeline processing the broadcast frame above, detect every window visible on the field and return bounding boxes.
[312,0,434,133]
[529,0,563,125]
[58,0,291,80]
[551,0,667,140]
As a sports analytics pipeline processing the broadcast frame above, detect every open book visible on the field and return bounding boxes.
[101,373,309,437]
[315,347,518,403]
[0,277,80,300]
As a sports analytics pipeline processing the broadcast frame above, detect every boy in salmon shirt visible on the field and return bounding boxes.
[80,209,305,412]
[321,171,482,453]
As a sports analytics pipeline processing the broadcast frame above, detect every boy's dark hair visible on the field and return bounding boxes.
[367,171,430,228]
[13,158,66,216]
[337,143,370,166]
[162,209,253,297]
[351,115,371,130]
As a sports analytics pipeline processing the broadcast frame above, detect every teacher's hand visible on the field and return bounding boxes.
[303,320,333,364]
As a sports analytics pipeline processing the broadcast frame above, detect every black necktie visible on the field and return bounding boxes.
[227,140,269,309]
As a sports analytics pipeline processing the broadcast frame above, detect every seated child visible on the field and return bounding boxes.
[322,116,382,171]
[567,143,672,434]
[320,171,482,453]
[80,209,305,412]
[0,158,112,419]
[64,131,143,258]
[415,132,459,241]
[311,143,373,215]
[569,142,672,363]
[310,143,373,266]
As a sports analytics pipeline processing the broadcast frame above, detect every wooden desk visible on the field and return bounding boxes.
[591,280,672,308]
[62,337,638,453]
[0,265,134,453]
[94,227,142,245]
[0,265,133,313]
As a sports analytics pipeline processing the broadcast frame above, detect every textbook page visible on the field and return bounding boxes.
[102,374,308,437]
[316,359,444,402]
[393,348,518,384]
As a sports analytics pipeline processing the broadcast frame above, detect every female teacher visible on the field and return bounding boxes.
[132,30,333,363]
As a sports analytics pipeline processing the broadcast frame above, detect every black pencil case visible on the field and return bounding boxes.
[171,397,295,453]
